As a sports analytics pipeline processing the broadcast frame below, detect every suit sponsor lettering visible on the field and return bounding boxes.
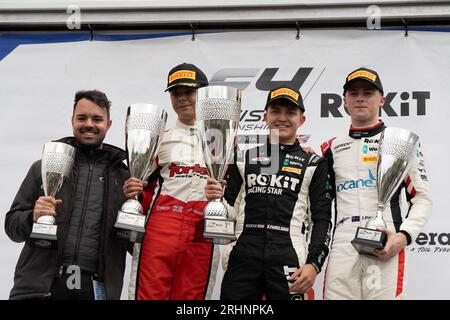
[169,163,209,177]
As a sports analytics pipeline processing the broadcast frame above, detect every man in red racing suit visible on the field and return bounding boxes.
[124,63,219,300]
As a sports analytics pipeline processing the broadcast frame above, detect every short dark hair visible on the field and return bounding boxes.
[73,90,111,119]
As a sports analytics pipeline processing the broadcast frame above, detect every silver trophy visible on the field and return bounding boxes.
[30,142,75,248]
[114,103,167,239]
[196,85,242,245]
[352,127,419,255]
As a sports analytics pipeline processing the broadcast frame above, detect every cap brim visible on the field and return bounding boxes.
[266,96,305,111]
[165,82,200,92]
[343,78,382,93]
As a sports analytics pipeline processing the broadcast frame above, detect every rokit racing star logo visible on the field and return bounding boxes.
[247,173,300,195]
[169,163,209,178]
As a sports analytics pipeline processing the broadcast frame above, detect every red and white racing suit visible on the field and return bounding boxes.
[129,120,219,300]
[321,121,432,300]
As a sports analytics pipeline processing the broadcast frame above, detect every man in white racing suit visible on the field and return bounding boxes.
[321,67,432,299]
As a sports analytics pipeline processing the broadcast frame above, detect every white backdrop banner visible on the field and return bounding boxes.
[0,28,448,299]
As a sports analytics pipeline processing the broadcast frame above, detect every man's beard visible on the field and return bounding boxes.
[75,134,103,152]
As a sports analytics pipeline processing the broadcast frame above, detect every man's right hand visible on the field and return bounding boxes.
[205,178,226,201]
[123,177,148,199]
[33,196,62,222]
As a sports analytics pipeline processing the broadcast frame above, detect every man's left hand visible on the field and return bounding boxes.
[288,264,317,294]
[373,228,407,261]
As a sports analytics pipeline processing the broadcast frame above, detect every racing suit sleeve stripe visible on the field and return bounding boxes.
[320,137,335,155]
[405,176,417,198]
[399,141,432,243]
[305,158,332,272]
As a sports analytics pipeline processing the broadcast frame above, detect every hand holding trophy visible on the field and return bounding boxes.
[114,103,167,242]
[30,142,75,248]
[351,127,419,255]
[196,85,241,245]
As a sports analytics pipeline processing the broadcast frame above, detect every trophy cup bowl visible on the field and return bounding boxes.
[196,85,242,245]
[352,127,419,254]
[114,103,167,241]
[30,142,75,248]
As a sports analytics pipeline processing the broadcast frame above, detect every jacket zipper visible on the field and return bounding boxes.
[97,157,125,298]
[96,162,110,283]
[50,158,79,296]
[73,157,95,266]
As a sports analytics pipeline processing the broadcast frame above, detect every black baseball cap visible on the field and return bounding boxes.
[343,67,384,94]
[265,85,305,112]
[165,63,208,92]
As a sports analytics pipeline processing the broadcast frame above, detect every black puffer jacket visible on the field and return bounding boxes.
[61,149,109,273]
[4,137,130,300]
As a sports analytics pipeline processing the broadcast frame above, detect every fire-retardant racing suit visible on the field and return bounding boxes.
[321,121,432,300]
[128,120,219,300]
[221,139,332,300]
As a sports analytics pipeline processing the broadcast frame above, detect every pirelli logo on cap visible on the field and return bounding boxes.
[270,88,299,102]
[169,70,196,84]
[348,70,377,82]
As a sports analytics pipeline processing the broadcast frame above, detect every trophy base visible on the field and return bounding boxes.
[113,228,144,243]
[351,227,387,256]
[114,210,146,233]
[203,219,237,245]
[29,223,58,248]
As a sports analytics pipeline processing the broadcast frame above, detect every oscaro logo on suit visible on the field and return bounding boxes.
[336,170,376,193]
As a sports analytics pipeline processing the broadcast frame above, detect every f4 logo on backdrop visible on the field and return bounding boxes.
[210,67,431,119]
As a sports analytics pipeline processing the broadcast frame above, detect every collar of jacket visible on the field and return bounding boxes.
[54,136,127,163]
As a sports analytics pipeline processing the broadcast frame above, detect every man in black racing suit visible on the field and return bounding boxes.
[205,85,332,300]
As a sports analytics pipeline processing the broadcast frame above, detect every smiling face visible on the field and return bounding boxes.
[264,101,305,144]
[344,80,385,127]
[71,98,112,149]
[169,86,197,126]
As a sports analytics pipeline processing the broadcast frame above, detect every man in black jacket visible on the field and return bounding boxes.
[5,90,130,300]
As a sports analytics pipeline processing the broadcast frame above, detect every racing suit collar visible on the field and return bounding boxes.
[268,137,301,152]
[176,119,198,135]
[349,120,385,139]
[176,119,196,129]
[279,139,301,152]
[176,119,199,138]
